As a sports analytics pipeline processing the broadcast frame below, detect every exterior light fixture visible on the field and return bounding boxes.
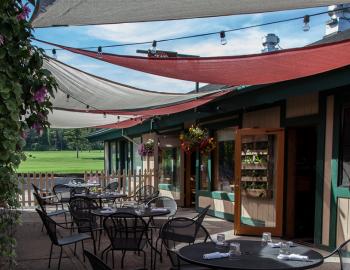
[86,105,90,112]
[103,112,106,118]
[52,49,57,59]
[97,46,103,58]
[220,31,227,45]
[66,94,70,102]
[303,15,310,31]
[151,40,157,54]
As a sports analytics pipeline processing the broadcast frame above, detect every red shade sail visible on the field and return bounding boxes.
[36,38,350,86]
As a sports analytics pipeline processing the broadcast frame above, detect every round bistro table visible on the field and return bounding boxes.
[92,206,170,270]
[91,206,170,218]
[178,240,324,270]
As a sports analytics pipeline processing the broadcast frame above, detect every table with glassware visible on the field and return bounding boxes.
[178,238,324,270]
[74,192,127,207]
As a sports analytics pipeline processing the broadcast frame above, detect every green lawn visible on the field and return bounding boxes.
[18,150,104,173]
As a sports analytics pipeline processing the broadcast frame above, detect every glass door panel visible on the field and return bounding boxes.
[234,128,284,236]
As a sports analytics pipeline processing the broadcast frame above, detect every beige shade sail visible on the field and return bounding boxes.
[31,0,350,27]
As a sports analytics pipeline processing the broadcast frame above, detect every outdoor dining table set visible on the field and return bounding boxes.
[33,181,348,270]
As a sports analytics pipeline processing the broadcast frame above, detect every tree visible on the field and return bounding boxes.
[64,129,90,158]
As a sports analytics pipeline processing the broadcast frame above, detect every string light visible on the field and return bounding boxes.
[52,49,57,59]
[303,15,310,31]
[97,46,103,58]
[117,115,120,122]
[150,40,157,54]
[103,112,106,118]
[66,94,70,102]
[86,104,90,112]
[36,7,348,53]
[220,31,227,45]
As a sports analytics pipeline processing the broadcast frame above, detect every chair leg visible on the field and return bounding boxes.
[48,243,53,268]
[58,246,63,270]
[98,230,102,250]
[91,232,97,255]
[121,250,126,269]
[81,241,85,262]
[74,243,77,256]
[142,250,146,270]
[112,250,115,269]
[41,223,44,232]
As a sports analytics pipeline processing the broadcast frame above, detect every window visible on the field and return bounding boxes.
[214,127,236,192]
[200,155,210,190]
[159,147,180,200]
[110,141,117,173]
[133,137,142,173]
[341,106,350,186]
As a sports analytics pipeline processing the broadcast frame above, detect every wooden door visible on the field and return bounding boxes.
[234,128,285,236]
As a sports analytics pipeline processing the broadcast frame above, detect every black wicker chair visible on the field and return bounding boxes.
[33,192,68,232]
[69,197,102,254]
[32,183,63,211]
[324,239,350,270]
[36,209,91,270]
[103,212,149,269]
[85,250,112,270]
[53,184,71,204]
[154,205,211,269]
[146,196,177,229]
[124,185,159,206]
[159,217,212,270]
[105,181,119,192]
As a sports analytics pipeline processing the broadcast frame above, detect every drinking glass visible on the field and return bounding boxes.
[139,204,145,214]
[216,234,226,247]
[229,242,241,259]
[261,232,272,246]
[279,241,290,255]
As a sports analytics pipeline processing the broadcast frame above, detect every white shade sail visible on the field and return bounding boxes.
[31,0,350,27]
[44,58,227,128]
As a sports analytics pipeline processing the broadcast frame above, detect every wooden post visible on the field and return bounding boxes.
[122,170,126,195]
[27,174,31,206]
[21,174,26,207]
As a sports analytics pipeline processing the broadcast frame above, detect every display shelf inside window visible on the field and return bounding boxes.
[241,135,274,199]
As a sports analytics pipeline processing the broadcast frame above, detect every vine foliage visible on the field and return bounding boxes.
[0,0,56,267]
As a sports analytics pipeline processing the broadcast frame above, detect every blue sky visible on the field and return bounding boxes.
[31,5,331,93]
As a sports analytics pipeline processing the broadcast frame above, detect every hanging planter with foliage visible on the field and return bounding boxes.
[180,125,216,155]
[138,138,154,157]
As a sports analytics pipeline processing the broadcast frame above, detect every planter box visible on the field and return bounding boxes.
[242,188,272,199]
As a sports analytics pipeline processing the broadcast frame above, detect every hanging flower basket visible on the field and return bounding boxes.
[180,125,216,155]
[138,138,154,157]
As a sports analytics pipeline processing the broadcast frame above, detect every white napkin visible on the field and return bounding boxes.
[100,208,116,214]
[277,254,309,261]
[150,208,168,212]
[268,242,282,248]
[203,252,229,260]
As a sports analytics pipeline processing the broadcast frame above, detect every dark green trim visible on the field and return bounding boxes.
[314,93,327,245]
[329,91,350,249]
[197,190,234,201]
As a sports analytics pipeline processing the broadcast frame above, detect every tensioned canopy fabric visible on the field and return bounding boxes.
[38,38,350,86]
[44,58,231,128]
[30,0,350,27]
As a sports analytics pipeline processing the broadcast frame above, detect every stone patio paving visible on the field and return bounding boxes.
[15,208,339,270]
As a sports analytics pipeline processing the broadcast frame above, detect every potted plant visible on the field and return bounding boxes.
[179,125,216,155]
[138,138,154,157]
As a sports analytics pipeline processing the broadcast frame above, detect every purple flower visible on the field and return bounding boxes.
[0,35,4,46]
[17,3,31,21]
[32,122,43,135]
[34,87,47,103]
